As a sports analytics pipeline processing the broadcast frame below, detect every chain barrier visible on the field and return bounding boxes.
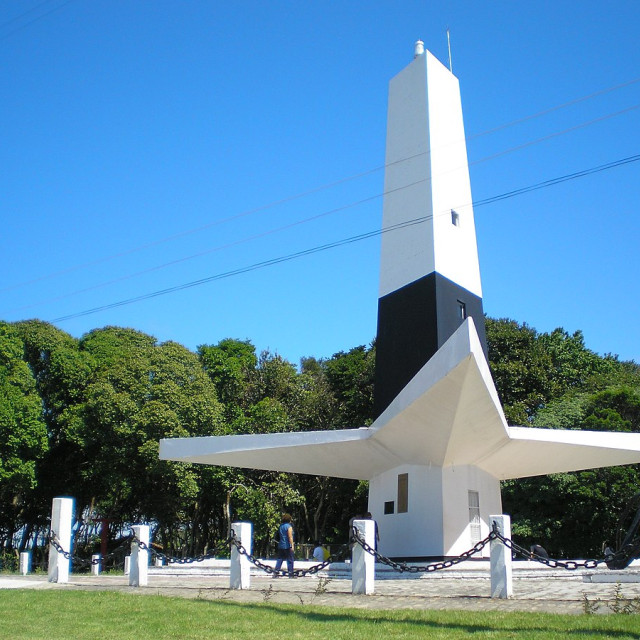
[130,533,235,565]
[351,522,620,573]
[53,521,628,576]
[48,530,130,568]
[350,525,497,573]
[600,542,640,570]
[488,523,607,570]
[228,530,350,578]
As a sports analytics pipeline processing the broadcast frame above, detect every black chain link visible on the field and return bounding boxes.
[351,522,617,573]
[229,530,350,578]
[128,529,339,577]
[604,542,640,570]
[351,525,497,573]
[131,533,234,565]
[489,522,605,570]
[48,531,129,567]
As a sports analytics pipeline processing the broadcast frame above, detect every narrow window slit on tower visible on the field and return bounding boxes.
[397,473,408,513]
[451,210,460,226]
[468,490,481,545]
[457,300,467,321]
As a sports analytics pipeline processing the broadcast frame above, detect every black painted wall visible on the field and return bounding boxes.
[373,272,487,418]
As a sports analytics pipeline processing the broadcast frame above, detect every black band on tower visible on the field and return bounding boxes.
[374,272,486,418]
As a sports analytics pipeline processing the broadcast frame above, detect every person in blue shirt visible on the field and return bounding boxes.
[274,513,295,578]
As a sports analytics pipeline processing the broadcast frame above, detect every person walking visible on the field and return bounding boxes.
[274,513,295,578]
[363,512,380,550]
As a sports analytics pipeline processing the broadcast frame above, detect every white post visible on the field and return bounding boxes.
[154,556,163,567]
[129,525,149,587]
[352,519,375,595]
[91,554,101,576]
[230,521,252,589]
[490,514,513,599]
[19,552,31,576]
[48,497,74,583]
[124,555,130,575]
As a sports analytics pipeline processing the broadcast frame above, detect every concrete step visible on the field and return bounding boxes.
[148,558,640,582]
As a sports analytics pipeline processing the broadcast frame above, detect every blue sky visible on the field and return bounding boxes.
[2,1,639,365]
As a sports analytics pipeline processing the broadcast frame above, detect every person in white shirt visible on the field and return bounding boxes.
[312,540,328,562]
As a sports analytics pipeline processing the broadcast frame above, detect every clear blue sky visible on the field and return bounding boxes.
[2,1,639,365]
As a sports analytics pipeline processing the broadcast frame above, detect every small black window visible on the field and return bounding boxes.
[384,501,395,515]
[457,300,467,321]
[451,210,460,226]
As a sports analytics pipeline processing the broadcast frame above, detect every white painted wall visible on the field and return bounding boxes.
[369,463,501,558]
[379,50,481,299]
[369,465,444,557]
[426,53,481,297]
[379,52,433,299]
[442,465,502,557]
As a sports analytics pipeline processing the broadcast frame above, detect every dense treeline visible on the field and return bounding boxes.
[487,318,640,557]
[1,317,639,560]
[0,320,373,560]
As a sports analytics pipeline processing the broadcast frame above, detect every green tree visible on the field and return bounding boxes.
[198,339,257,422]
[14,320,94,533]
[323,344,375,428]
[197,341,373,548]
[0,323,48,548]
[233,398,294,435]
[17,320,94,419]
[293,357,337,431]
[76,329,227,550]
[485,318,554,424]
[539,328,617,394]
[502,383,640,557]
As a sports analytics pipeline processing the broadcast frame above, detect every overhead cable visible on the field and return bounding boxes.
[4,77,639,293]
[49,152,640,323]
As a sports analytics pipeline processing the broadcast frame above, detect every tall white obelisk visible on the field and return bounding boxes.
[368,43,498,557]
[374,42,486,417]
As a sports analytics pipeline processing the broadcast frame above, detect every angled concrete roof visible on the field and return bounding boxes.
[159,317,640,481]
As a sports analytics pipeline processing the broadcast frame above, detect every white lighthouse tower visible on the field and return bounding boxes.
[374,42,486,417]
[159,43,640,559]
[369,43,496,557]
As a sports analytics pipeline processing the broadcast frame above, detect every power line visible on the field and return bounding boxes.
[7,99,640,307]
[473,154,640,208]
[0,0,75,42]
[12,148,640,315]
[469,104,640,169]
[10,188,388,313]
[0,160,388,295]
[50,226,388,322]
[4,75,639,294]
[468,77,640,141]
[0,0,57,29]
[49,153,640,324]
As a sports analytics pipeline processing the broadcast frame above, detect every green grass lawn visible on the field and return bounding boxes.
[1,590,640,639]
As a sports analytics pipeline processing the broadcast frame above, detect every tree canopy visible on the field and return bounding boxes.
[2,316,639,560]
[487,318,640,557]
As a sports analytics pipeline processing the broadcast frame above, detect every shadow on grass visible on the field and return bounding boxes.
[192,598,640,639]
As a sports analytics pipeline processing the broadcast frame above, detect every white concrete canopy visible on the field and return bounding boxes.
[160,317,640,482]
[160,317,640,557]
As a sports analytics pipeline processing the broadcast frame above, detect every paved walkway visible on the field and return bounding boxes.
[3,563,640,614]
